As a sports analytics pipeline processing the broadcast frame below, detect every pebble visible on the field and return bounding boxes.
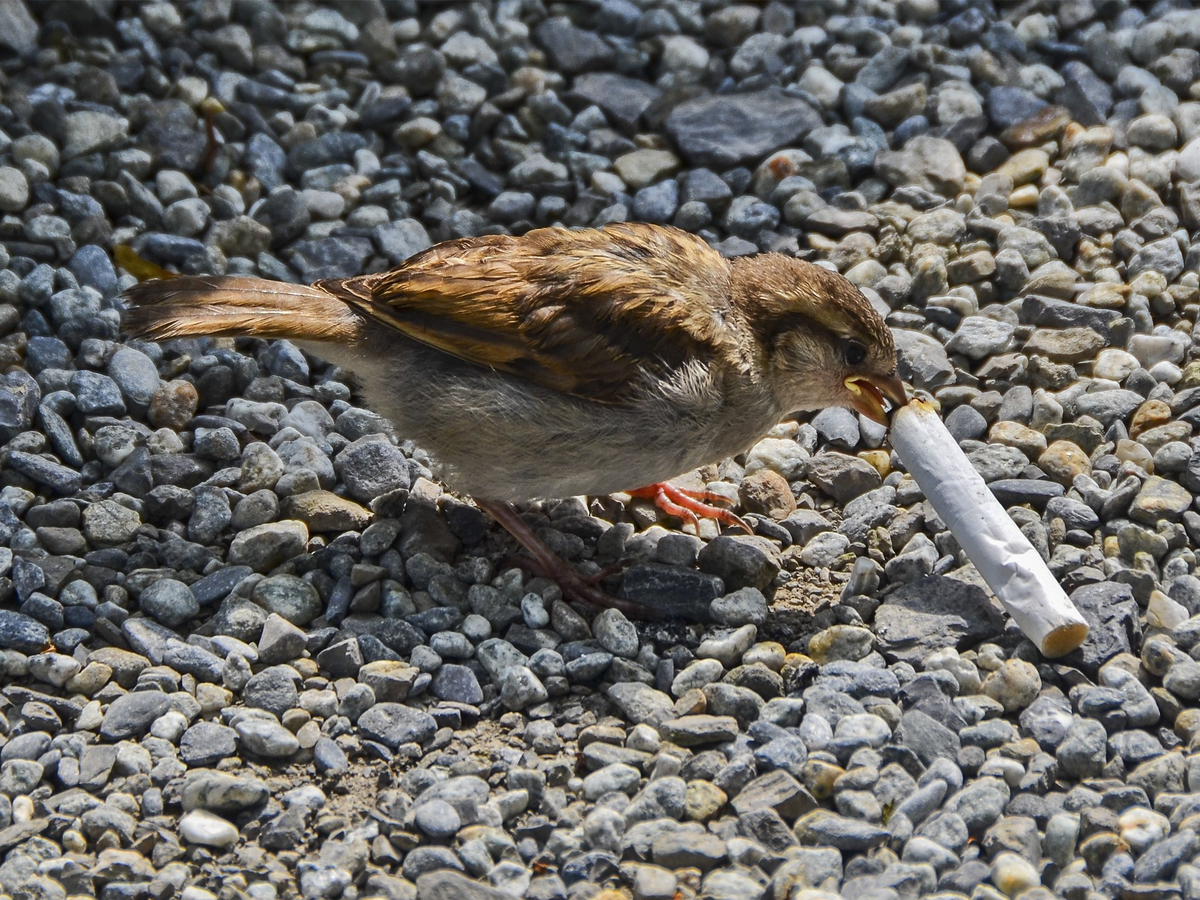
[100,691,171,741]
[179,809,240,849]
[138,579,200,628]
[233,717,300,759]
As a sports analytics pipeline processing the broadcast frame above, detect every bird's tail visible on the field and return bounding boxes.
[121,276,364,344]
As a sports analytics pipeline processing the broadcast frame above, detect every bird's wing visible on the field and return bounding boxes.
[320,223,738,403]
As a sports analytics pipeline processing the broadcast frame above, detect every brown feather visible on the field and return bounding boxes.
[122,276,363,344]
[316,223,742,402]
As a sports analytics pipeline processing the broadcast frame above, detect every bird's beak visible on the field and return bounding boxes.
[844,373,908,426]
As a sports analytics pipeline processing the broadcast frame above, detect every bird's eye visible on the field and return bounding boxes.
[842,339,867,367]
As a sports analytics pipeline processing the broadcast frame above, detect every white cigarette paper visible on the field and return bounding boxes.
[889,398,1089,658]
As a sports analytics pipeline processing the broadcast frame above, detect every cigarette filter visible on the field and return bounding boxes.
[889,398,1089,658]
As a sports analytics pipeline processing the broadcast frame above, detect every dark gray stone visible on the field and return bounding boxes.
[666,90,822,167]
[533,17,614,74]
[100,691,170,741]
[430,664,483,705]
[289,236,373,281]
[1060,582,1141,678]
[180,722,239,767]
[986,87,1048,129]
[988,479,1064,509]
[874,576,1006,665]
[357,702,436,749]
[570,73,661,133]
[1056,62,1113,126]
[0,610,50,654]
[620,564,722,619]
[895,709,962,768]
[138,579,199,627]
[0,369,40,443]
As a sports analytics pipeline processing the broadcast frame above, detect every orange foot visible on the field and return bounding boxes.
[627,483,752,534]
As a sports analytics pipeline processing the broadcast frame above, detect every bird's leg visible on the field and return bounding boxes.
[627,483,753,534]
[476,499,649,618]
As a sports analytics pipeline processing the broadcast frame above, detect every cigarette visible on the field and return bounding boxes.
[889,398,1089,658]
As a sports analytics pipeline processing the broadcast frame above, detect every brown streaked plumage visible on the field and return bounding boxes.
[123,223,905,614]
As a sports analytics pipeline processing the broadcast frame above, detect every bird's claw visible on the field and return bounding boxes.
[627,483,753,534]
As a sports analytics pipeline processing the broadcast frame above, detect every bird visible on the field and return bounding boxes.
[122,223,905,615]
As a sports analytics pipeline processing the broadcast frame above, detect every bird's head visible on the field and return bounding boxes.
[732,254,906,425]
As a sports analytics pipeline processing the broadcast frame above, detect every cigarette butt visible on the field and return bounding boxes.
[890,399,1089,658]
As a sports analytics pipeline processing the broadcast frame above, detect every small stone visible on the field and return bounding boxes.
[696,536,780,593]
[0,610,50,654]
[314,737,348,774]
[228,520,309,572]
[431,664,483,705]
[1057,717,1107,780]
[252,617,304,667]
[946,316,1016,360]
[697,623,757,668]
[800,531,852,568]
[82,500,141,547]
[808,625,874,663]
[336,437,411,502]
[1129,476,1192,524]
[148,380,199,430]
[357,702,436,749]
[665,89,821,167]
[101,691,171,740]
[613,149,680,190]
[594,608,639,659]
[793,809,888,851]
[739,469,796,520]
[138,579,199,627]
[283,490,371,532]
[709,587,769,628]
[0,166,30,213]
[252,575,322,625]
[179,809,239,848]
[501,666,549,711]
[180,723,239,767]
[982,660,1041,712]
[805,453,882,503]
[415,799,461,839]
[234,716,300,759]
[874,136,966,197]
[607,682,673,724]
[61,110,129,160]
[991,851,1040,897]
[1038,441,1090,485]
[416,871,510,900]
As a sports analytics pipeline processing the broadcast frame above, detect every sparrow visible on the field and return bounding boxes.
[122,223,905,614]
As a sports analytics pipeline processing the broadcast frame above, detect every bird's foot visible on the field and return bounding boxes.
[627,482,752,534]
[478,499,650,619]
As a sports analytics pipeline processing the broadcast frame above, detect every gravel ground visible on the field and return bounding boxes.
[1,1,1200,899]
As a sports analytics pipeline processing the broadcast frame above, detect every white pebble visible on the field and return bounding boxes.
[1148,590,1190,631]
[62,829,87,852]
[12,796,34,824]
[1119,807,1170,854]
[179,809,239,848]
[1148,361,1182,384]
[150,709,190,743]
[745,437,810,480]
[991,851,1040,897]
[977,756,1024,788]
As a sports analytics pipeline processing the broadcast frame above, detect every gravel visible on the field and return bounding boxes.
[2,2,1200,899]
